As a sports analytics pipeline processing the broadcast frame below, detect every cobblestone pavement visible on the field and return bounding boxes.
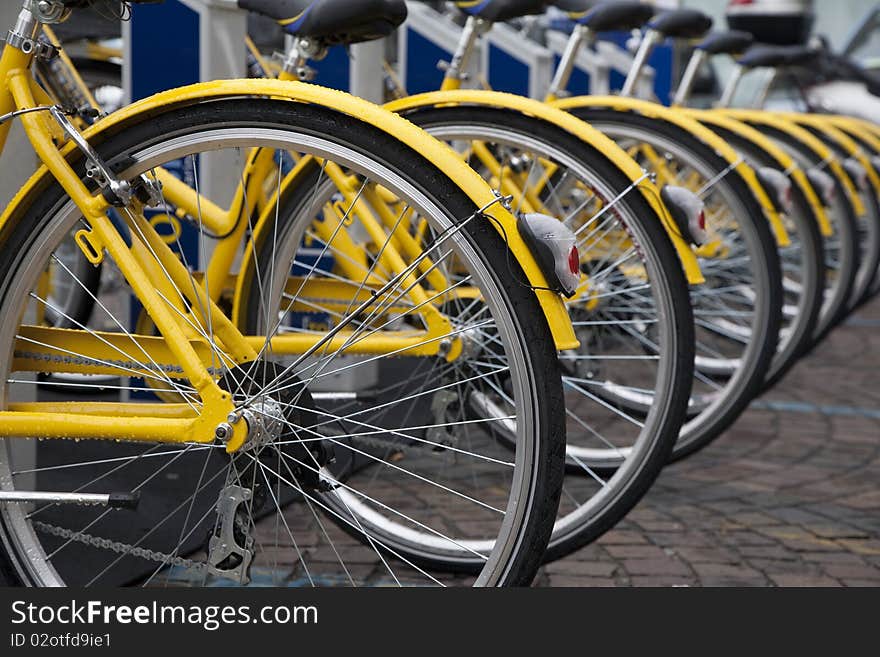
[535,297,880,587]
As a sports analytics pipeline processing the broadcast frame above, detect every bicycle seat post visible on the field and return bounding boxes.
[441,15,490,90]
[546,23,591,101]
[620,28,661,97]
[672,48,708,107]
[718,62,745,108]
[673,31,754,107]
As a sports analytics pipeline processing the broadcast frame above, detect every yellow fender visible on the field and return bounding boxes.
[684,110,833,237]
[0,79,577,349]
[550,96,792,248]
[782,113,880,204]
[825,116,880,158]
[717,109,866,218]
[384,89,705,284]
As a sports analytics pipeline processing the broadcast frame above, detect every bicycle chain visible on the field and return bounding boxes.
[27,434,451,572]
[31,520,207,574]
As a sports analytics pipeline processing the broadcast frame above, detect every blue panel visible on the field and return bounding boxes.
[488,45,529,97]
[313,45,351,92]
[129,1,199,100]
[405,29,450,95]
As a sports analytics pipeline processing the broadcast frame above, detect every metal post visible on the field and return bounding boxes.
[547,24,591,100]
[753,69,779,109]
[717,64,744,108]
[621,29,661,98]
[444,16,485,86]
[0,3,37,209]
[179,0,246,208]
[672,48,707,107]
[350,38,386,103]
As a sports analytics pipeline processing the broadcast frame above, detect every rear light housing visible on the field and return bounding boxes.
[756,167,794,214]
[661,185,709,246]
[517,212,581,298]
[806,168,837,207]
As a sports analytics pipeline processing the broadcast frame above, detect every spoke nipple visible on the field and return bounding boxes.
[215,422,234,443]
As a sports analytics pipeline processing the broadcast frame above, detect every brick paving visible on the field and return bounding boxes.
[535,296,880,587]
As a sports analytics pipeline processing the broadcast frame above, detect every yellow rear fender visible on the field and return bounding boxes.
[550,96,791,248]
[386,89,704,284]
[0,79,577,350]
[783,114,880,204]
[685,110,833,237]
[718,109,867,218]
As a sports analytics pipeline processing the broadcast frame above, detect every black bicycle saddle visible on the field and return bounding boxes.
[738,44,820,69]
[697,30,755,56]
[238,0,407,45]
[452,0,548,23]
[555,1,654,32]
[648,9,713,40]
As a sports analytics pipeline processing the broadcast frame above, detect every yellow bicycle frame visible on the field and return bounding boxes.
[0,38,576,448]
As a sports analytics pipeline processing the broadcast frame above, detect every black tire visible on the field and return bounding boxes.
[748,124,860,345]
[0,98,565,587]
[709,126,824,390]
[565,108,783,462]
[242,105,695,565]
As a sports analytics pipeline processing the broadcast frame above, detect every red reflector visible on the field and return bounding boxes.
[568,246,580,276]
[698,210,706,232]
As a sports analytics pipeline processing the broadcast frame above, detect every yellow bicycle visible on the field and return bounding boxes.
[0,0,580,587]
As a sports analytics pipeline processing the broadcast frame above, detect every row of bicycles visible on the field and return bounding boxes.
[0,0,876,587]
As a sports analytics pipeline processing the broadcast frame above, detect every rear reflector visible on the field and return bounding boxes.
[756,167,794,214]
[661,185,709,246]
[517,212,581,298]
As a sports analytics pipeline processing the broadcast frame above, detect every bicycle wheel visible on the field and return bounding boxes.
[745,124,860,343]
[565,108,783,462]
[807,129,880,313]
[0,97,564,587]
[705,125,824,389]
[241,104,695,564]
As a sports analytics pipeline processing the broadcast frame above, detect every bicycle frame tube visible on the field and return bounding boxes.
[0,29,246,448]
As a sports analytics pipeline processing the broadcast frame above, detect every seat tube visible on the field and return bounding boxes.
[546,24,592,101]
[0,3,38,153]
[440,15,486,91]
[717,64,744,108]
[621,29,661,98]
[672,48,707,107]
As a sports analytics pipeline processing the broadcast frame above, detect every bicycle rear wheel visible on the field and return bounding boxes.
[566,108,783,462]
[242,104,695,564]
[0,97,564,587]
